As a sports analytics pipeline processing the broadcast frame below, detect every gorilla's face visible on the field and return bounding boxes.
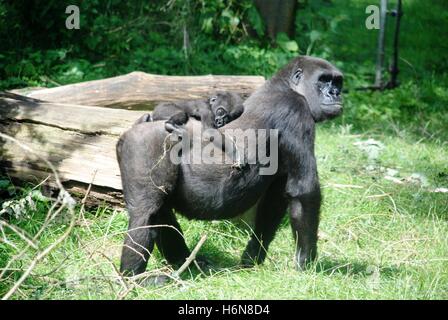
[210,97,229,127]
[209,92,244,128]
[289,56,344,122]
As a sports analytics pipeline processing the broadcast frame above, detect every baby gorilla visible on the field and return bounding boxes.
[208,92,244,128]
[134,91,244,133]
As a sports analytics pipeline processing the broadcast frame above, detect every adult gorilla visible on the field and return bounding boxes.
[117,56,343,275]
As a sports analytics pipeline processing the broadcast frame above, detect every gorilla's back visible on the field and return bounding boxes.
[166,119,268,219]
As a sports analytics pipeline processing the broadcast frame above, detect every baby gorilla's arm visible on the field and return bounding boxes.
[164,111,189,133]
[165,101,212,133]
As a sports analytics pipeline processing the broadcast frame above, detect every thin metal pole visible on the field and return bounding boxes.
[387,0,402,88]
[375,0,388,88]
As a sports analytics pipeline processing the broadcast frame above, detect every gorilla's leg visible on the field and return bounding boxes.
[117,124,179,276]
[121,207,159,275]
[155,208,190,266]
[289,188,321,269]
[241,178,287,266]
[119,187,172,275]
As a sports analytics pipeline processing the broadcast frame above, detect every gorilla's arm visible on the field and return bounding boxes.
[151,102,189,121]
[153,101,215,134]
[133,102,189,127]
[191,107,215,129]
[277,94,321,269]
[228,104,244,121]
[152,102,191,133]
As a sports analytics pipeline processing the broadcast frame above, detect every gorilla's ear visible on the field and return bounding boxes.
[230,104,244,119]
[291,68,303,86]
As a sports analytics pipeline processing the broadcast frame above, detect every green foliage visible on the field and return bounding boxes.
[247,5,265,37]
[191,0,262,42]
[295,0,349,57]
[0,0,270,87]
[276,33,299,53]
[0,179,11,191]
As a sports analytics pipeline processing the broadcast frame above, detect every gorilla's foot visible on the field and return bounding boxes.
[240,252,261,268]
[240,237,268,268]
[194,256,214,273]
[296,247,317,271]
[239,260,256,269]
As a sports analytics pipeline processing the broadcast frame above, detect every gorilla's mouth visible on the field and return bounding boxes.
[215,117,229,128]
[322,102,342,105]
[322,103,343,108]
[321,103,343,116]
[322,103,342,107]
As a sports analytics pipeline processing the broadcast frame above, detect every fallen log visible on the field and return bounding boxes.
[0,97,146,206]
[0,73,265,206]
[12,72,265,109]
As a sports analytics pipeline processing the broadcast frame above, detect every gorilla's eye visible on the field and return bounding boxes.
[318,74,333,83]
[333,76,343,90]
[210,96,217,104]
[292,68,303,85]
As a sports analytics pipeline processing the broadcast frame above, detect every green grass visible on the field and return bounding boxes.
[1,123,447,300]
[1,0,447,299]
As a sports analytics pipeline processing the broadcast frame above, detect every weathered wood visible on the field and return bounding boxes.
[13,72,265,108]
[0,97,147,206]
[1,72,265,206]
[0,97,145,135]
[1,122,122,188]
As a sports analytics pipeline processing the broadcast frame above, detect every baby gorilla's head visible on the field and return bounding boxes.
[209,92,245,128]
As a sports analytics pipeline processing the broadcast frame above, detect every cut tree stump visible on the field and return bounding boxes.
[0,73,265,206]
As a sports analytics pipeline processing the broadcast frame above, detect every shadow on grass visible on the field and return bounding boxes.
[195,241,241,271]
[315,257,401,278]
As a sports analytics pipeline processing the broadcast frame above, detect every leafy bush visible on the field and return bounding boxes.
[0,0,299,88]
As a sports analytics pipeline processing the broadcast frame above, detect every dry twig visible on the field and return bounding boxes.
[0,132,77,300]
[173,234,207,278]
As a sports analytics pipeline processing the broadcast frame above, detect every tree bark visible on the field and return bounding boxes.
[12,72,265,109]
[254,0,297,40]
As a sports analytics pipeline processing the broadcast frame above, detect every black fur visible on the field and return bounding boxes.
[117,56,343,275]
[134,91,244,133]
